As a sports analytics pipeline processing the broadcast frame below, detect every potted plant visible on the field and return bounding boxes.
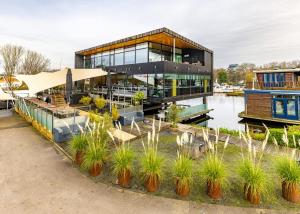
[276,155,300,203]
[94,96,106,112]
[79,96,92,106]
[200,129,228,200]
[140,120,164,192]
[112,142,135,187]
[82,138,108,177]
[174,153,193,197]
[167,104,182,131]
[133,91,144,106]
[68,134,88,166]
[238,128,270,205]
[274,130,300,203]
[111,105,120,126]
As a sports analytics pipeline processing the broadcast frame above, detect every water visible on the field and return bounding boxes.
[177,93,245,130]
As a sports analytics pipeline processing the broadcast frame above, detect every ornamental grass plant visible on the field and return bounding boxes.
[200,128,229,200]
[238,126,270,205]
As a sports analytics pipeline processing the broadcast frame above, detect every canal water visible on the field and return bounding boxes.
[178,93,245,130]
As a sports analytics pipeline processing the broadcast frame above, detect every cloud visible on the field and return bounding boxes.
[0,0,300,69]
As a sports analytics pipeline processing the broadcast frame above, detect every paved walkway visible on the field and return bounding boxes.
[0,113,297,214]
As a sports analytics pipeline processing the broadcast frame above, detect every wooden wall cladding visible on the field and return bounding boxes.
[285,73,293,82]
[246,93,272,117]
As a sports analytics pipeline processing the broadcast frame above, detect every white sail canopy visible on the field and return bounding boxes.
[15,68,107,96]
[0,87,15,100]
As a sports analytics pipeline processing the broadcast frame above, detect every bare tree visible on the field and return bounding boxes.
[21,50,50,74]
[0,44,24,90]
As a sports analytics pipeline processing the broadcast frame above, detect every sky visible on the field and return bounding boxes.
[0,0,300,70]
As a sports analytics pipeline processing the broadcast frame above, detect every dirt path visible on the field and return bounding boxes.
[0,113,297,214]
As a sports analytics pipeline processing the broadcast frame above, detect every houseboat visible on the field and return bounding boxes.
[239,68,300,125]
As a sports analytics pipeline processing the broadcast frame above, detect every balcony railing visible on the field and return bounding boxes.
[246,81,300,90]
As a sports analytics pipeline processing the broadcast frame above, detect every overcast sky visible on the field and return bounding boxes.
[0,0,300,69]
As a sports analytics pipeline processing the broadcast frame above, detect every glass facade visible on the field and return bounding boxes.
[82,42,184,68]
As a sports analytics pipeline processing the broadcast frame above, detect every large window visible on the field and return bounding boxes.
[84,41,185,68]
[149,49,161,62]
[101,52,110,66]
[124,46,135,65]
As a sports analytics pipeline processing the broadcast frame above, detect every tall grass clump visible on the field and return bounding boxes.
[112,141,135,187]
[140,119,164,192]
[200,128,229,200]
[68,134,89,166]
[274,128,300,203]
[238,126,270,205]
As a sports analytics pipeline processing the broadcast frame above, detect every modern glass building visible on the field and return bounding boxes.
[75,28,213,104]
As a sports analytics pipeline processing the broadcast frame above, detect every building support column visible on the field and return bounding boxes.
[203,96,207,105]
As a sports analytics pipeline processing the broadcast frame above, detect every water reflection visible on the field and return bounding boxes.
[178,94,285,131]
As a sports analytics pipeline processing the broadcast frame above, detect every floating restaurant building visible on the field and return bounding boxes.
[75,27,213,107]
[240,68,300,124]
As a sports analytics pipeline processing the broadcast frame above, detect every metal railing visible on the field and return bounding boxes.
[92,86,147,98]
[179,104,207,119]
[246,81,300,89]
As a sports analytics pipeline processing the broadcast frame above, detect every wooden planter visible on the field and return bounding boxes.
[282,181,300,203]
[207,180,222,200]
[75,151,84,166]
[244,184,260,205]
[89,163,102,177]
[118,169,131,188]
[175,180,190,197]
[145,175,159,192]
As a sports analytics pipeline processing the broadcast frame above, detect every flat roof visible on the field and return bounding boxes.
[76,27,213,56]
[254,68,300,73]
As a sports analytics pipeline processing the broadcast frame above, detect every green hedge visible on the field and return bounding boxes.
[269,127,300,148]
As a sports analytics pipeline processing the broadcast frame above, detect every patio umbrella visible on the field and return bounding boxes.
[65,68,73,103]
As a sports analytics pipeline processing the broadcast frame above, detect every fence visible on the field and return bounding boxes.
[15,97,89,142]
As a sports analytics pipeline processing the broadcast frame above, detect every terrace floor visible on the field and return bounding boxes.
[0,113,298,214]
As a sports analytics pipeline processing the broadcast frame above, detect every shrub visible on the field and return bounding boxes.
[250,133,266,141]
[219,127,239,137]
[79,96,92,106]
[88,110,101,123]
[269,127,300,148]
[111,105,120,121]
[133,91,144,105]
[167,104,182,128]
[94,96,106,110]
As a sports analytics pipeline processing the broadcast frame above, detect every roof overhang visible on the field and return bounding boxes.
[76,27,213,56]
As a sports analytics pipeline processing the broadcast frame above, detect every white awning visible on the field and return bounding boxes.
[15,68,107,96]
[0,88,15,100]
